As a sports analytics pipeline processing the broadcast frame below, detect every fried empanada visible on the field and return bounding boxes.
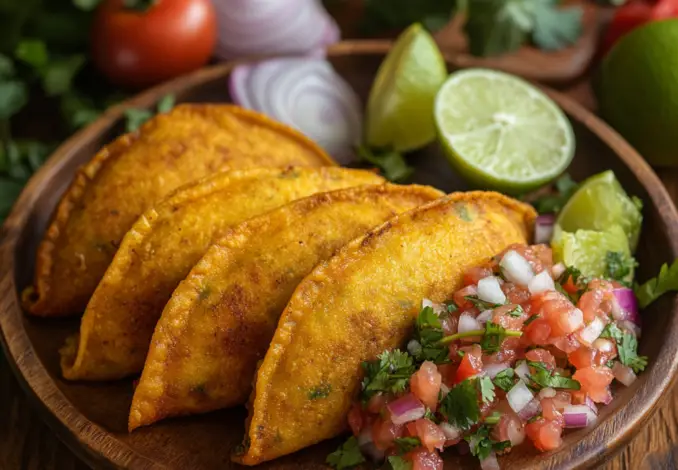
[233,192,536,465]
[60,167,382,381]
[23,104,334,317]
[128,183,443,430]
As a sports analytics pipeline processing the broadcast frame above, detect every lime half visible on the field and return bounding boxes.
[365,23,447,153]
[434,69,575,194]
[556,170,642,252]
[552,225,633,281]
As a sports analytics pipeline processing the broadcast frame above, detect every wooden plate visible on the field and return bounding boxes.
[2,40,678,470]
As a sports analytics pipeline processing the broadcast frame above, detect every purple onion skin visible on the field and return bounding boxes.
[613,288,640,326]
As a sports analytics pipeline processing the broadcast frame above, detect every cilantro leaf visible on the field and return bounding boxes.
[412,306,449,364]
[361,350,416,401]
[617,332,648,373]
[527,361,580,390]
[124,94,176,132]
[464,295,503,311]
[423,408,440,424]
[356,145,414,183]
[417,306,441,329]
[600,323,623,342]
[492,368,516,392]
[465,0,530,57]
[507,305,524,317]
[394,436,421,454]
[531,174,579,214]
[481,322,511,354]
[531,1,583,51]
[465,425,511,461]
[634,260,678,308]
[387,455,413,470]
[157,93,176,114]
[326,436,366,470]
[605,251,637,286]
[479,376,495,404]
[440,379,481,430]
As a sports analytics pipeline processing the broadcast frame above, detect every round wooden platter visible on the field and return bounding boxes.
[2,40,678,470]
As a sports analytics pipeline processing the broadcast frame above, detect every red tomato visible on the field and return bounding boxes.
[347,403,363,436]
[463,266,493,286]
[524,318,551,345]
[452,285,478,310]
[412,419,446,452]
[410,362,442,411]
[526,348,557,371]
[371,416,404,450]
[525,417,563,452]
[407,448,444,470]
[540,397,565,427]
[454,345,483,383]
[91,0,217,88]
[573,366,615,404]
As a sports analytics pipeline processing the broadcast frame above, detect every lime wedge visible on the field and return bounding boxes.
[552,225,633,281]
[556,170,642,252]
[434,69,575,194]
[365,23,447,153]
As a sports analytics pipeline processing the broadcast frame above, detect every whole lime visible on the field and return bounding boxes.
[599,19,678,166]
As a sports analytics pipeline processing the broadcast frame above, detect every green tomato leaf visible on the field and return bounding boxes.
[0,80,28,119]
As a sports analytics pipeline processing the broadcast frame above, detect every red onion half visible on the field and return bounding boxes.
[230,58,363,163]
[212,0,339,60]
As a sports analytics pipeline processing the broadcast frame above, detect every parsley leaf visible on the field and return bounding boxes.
[394,436,421,454]
[465,425,511,461]
[532,173,579,214]
[605,251,637,286]
[492,368,516,392]
[527,361,580,390]
[634,260,678,308]
[412,306,449,364]
[361,350,416,402]
[326,436,365,470]
[356,145,414,183]
[440,379,481,430]
[387,455,413,470]
[479,376,495,404]
[465,295,502,311]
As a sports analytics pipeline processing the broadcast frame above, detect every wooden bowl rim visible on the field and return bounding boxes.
[2,39,678,470]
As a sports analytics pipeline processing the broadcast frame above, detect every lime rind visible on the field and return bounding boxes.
[434,68,575,194]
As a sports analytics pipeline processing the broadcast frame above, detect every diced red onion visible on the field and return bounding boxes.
[480,451,501,470]
[387,394,426,425]
[458,313,482,334]
[477,276,507,305]
[551,262,566,279]
[440,422,462,441]
[500,250,535,286]
[514,361,531,381]
[538,387,556,399]
[507,380,535,414]
[517,396,541,421]
[528,270,556,295]
[563,405,597,428]
[476,310,494,324]
[534,214,555,244]
[230,58,362,163]
[585,396,598,414]
[506,418,526,446]
[212,0,339,60]
[613,288,640,326]
[483,363,511,379]
[613,361,637,387]
[576,317,605,346]
[422,298,446,315]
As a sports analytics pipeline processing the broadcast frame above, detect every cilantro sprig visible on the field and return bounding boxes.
[393,436,421,454]
[634,260,678,308]
[492,368,516,392]
[604,251,637,287]
[326,436,366,470]
[465,425,511,461]
[438,321,522,354]
[464,295,502,311]
[360,349,416,402]
[600,324,648,373]
[411,306,450,364]
[526,361,580,390]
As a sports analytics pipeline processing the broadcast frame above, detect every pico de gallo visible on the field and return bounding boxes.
[327,244,647,470]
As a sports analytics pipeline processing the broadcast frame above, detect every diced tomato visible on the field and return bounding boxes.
[524,318,551,345]
[502,282,532,305]
[463,265,493,286]
[367,393,388,414]
[568,346,595,369]
[573,366,615,404]
[492,304,527,330]
[412,419,446,451]
[437,363,457,387]
[525,417,563,452]
[526,348,557,371]
[484,337,520,365]
[550,334,581,354]
[492,412,524,445]
[454,345,483,383]
[577,289,606,323]
[452,285,478,310]
[347,403,363,436]
[411,361,442,411]
[553,391,572,409]
[407,447,444,470]
[533,291,584,336]
[570,390,588,405]
[540,397,565,427]
[372,415,404,450]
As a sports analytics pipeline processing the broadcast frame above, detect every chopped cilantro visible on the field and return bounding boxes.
[457,350,466,357]
[483,411,502,425]
[523,314,539,327]
[605,251,637,286]
[558,265,586,286]
[361,350,415,402]
[492,368,516,392]
[447,301,459,313]
[465,425,511,461]
[635,260,678,308]
[600,323,623,342]
[531,174,579,214]
[412,306,449,364]
[393,436,421,454]
[600,324,647,373]
[439,379,481,430]
[479,376,495,404]
[526,361,580,390]
[481,322,518,354]
[423,408,440,424]
[507,305,524,317]
[326,436,365,470]
[387,455,412,470]
[465,295,503,311]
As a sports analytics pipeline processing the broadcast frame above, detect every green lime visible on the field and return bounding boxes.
[365,23,447,153]
[555,170,642,252]
[552,225,632,281]
[434,69,575,194]
[599,19,678,166]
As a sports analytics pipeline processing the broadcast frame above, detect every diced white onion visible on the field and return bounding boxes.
[507,380,534,413]
[507,418,526,446]
[440,383,450,398]
[422,298,446,315]
[500,250,535,286]
[483,363,511,379]
[514,361,531,381]
[528,271,555,295]
[538,387,557,399]
[620,320,642,338]
[576,317,605,346]
[440,422,461,440]
[592,338,615,353]
[476,310,494,324]
[477,276,507,305]
[480,451,501,470]
[613,362,637,387]
[551,262,566,279]
[458,314,482,334]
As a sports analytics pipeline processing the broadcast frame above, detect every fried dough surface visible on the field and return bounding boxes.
[23,104,334,317]
[234,192,536,465]
[128,184,443,430]
[60,167,382,381]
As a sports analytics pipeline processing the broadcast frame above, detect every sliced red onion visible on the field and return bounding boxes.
[534,214,555,244]
[230,58,362,163]
[613,288,640,325]
[458,313,482,334]
[500,250,535,286]
[528,270,556,295]
[612,361,637,387]
[507,380,535,414]
[538,387,556,399]
[387,394,426,425]
[517,397,541,421]
[563,404,597,428]
[477,276,507,305]
[514,361,531,381]
[480,450,501,470]
[483,363,511,379]
[551,262,566,279]
[576,317,605,346]
[476,310,494,325]
[213,0,339,60]
[440,422,462,441]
